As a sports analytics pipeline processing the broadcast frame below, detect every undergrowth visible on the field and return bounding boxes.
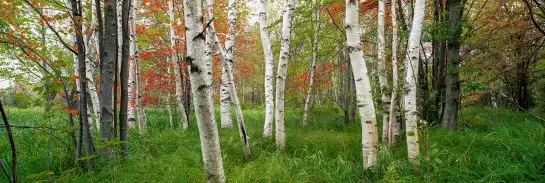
[1,106,544,182]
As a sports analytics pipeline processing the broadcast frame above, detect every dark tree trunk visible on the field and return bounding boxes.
[99,0,117,158]
[119,0,130,154]
[344,52,351,124]
[442,0,464,131]
[0,100,16,183]
[516,62,530,110]
[72,0,93,168]
[432,0,446,123]
[418,51,429,121]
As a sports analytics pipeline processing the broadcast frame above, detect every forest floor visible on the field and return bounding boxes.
[1,106,545,182]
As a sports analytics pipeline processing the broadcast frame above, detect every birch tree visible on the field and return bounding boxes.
[275,0,295,151]
[345,0,379,168]
[128,0,138,128]
[259,0,275,137]
[168,0,189,130]
[183,0,225,181]
[377,0,391,144]
[388,0,401,144]
[219,0,237,129]
[302,4,320,127]
[404,0,426,164]
[204,0,252,160]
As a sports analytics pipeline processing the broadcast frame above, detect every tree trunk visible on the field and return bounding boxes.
[345,0,379,168]
[377,0,391,145]
[403,0,425,165]
[99,0,117,158]
[259,0,275,137]
[128,0,137,128]
[442,0,464,131]
[388,0,400,145]
[168,0,189,130]
[303,5,320,127]
[275,0,295,151]
[135,59,147,133]
[71,0,93,168]
[183,0,225,181]
[344,54,351,124]
[204,0,252,160]
[219,0,236,129]
[119,0,130,154]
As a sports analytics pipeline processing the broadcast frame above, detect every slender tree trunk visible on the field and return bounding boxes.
[275,0,295,151]
[119,0,130,154]
[84,4,101,129]
[404,0,425,164]
[168,0,189,130]
[302,5,320,127]
[135,60,147,133]
[442,0,464,131]
[184,0,225,181]
[95,0,104,132]
[218,0,235,129]
[99,0,117,158]
[72,0,93,168]
[128,0,137,128]
[378,0,391,145]
[0,101,16,183]
[344,55,351,124]
[205,0,252,160]
[388,0,401,145]
[345,0,379,168]
[259,0,275,137]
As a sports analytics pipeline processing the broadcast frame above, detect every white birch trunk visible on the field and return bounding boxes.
[128,0,137,128]
[345,0,379,168]
[302,5,320,127]
[275,0,295,151]
[377,0,390,145]
[388,0,401,144]
[136,60,147,133]
[205,0,252,160]
[219,0,235,129]
[167,64,174,128]
[259,0,275,137]
[168,0,189,130]
[402,0,413,31]
[184,0,225,180]
[403,0,425,164]
[219,71,232,128]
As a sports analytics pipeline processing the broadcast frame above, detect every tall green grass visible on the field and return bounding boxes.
[1,106,544,182]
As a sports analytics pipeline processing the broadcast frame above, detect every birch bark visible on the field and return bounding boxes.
[184,0,225,181]
[345,0,379,168]
[388,0,401,144]
[275,0,295,151]
[404,0,426,164]
[259,0,275,137]
[377,0,391,145]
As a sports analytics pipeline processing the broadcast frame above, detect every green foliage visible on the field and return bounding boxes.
[1,107,544,182]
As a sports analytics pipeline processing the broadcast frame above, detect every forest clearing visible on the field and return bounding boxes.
[1,0,545,182]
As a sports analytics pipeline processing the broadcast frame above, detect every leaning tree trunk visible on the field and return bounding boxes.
[275,0,295,151]
[119,0,130,154]
[345,0,379,168]
[259,0,275,137]
[168,0,189,130]
[377,0,391,145]
[219,0,237,129]
[205,0,252,160]
[71,0,93,168]
[183,0,225,181]
[135,59,147,133]
[404,0,425,165]
[84,4,101,130]
[442,0,465,131]
[302,5,320,127]
[388,0,401,144]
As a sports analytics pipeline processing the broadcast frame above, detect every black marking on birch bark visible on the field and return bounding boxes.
[365,120,372,124]
[197,84,208,91]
